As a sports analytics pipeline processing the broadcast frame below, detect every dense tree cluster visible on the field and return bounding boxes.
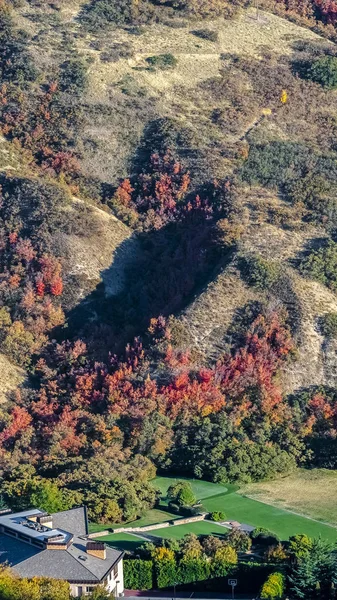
[0,299,331,519]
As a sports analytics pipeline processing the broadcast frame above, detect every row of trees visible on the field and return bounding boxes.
[124,533,337,599]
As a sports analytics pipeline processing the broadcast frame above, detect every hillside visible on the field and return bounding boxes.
[3,0,337,546]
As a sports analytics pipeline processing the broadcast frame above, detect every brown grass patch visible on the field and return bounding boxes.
[242,468,337,526]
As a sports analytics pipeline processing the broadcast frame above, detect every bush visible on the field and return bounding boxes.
[300,241,337,292]
[306,55,337,89]
[209,511,226,521]
[80,0,153,30]
[179,505,202,517]
[251,528,280,547]
[320,312,337,338]
[146,54,178,70]
[0,3,37,86]
[124,560,153,590]
[260,572,285,600]
[191,28,219,42]
[226,529,252,552]
[240,255,280,290]
[167,481,197,507]
[60,59,88,95]
[241,142,337,192]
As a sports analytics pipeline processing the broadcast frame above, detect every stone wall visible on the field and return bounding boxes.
[112,514,206,534]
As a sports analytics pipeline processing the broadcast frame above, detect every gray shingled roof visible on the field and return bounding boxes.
[0,534,123,582]
[51,507,88,537]
[0,507,123,583]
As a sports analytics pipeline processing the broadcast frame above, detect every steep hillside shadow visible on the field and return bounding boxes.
[59,212,233,358]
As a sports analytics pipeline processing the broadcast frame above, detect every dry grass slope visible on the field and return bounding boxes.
[242,468,337,526]
[0,354,25,404]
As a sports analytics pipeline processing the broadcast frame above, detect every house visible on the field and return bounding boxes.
[0,507,124,598]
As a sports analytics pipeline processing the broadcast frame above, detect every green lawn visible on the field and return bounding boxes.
[92,475,337,544]
[89,508,177,534]
[98,533,146,552]
[153,476,233,503]
[202,493,337,543]
[150,520,229,540]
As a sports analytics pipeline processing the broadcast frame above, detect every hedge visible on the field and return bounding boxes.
[124,558,275,592]
[124,559,153,590]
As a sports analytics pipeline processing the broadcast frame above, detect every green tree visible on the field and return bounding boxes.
[288,538,334,599]
[202,535,224,557]
[241,255,280,291]
[320,313,337,338]
[38,578,71,600]
[288,534,313,561]
[260,572,285,600]
[210,511,226,522]
[180,534,202,559]
[167,481,196,507]
[28,480,68,514]
[307,56,337,89]
[211,546,238,577]
[226,529,252,552]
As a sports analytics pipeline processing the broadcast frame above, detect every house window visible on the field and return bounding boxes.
[86,587,95,594]
[113,565,118,578]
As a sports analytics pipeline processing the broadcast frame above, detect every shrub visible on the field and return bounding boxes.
[241,142,337,192]
[265,543,287,563]
[260,572,285,600]
[146,54,178,70]
[240,255,280,290]
[179,505,202,517]
[226,529,252,552]
[209,511,226,521]
[80,0,153,30]
[300,241,337,292]
[60,58,88,95]
[167,481,196,507]
[124,559,153,590]
[320,312,337,338]
[211,546,238,577]
[0,3,37,86]
[288,534,313,559]
[191,28,219,42]
[251,528,280,547]
[306,55,337,89]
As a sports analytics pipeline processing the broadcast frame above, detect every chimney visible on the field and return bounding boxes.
[86,541,106,560]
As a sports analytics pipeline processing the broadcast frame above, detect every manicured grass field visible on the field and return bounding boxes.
[202,492,337,543]
[89,508,177,534]
[93,473,337,545]
[153,476,233,502]
[150,520,228,540]
[153,475,337,542]
[242,468,337,526]
[98,533,146,553]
